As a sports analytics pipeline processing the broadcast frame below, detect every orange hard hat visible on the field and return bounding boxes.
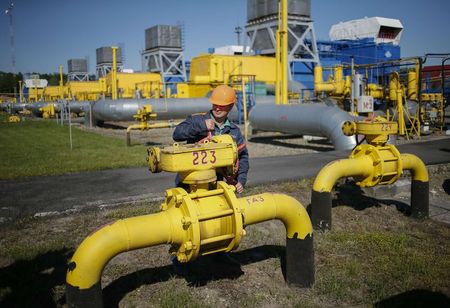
[209,85,237,106]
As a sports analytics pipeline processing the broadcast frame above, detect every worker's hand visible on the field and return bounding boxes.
[235,182,244,194]
[205,119,215,131]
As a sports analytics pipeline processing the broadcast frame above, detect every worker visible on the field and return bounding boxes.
[173,85,249,193]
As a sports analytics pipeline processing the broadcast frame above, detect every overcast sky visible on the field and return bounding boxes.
[0,0,449,74]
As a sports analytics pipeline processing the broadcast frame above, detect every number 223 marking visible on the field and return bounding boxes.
[192,150,217,165]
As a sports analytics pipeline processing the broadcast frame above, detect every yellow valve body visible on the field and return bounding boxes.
[39,104,55,119]
[66,183,313,291]
[133,104,157,123]
[341,120,402,187]
[67,124,316,306]
[350,144,402,187]
[343,120,397,145]
[354,121,398,136]
[163,181,244,263]
[313,120,429,230]
[8,115,21,122]
[148,135,237,174]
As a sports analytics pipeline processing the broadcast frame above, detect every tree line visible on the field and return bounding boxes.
[0,71,68,94]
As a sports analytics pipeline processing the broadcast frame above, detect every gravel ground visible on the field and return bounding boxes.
[79,120,449,159]
[80,121,335,158]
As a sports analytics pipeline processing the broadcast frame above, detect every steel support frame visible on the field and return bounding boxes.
[245,17,319,78]
[96,63,123,79]
[141,48,187,82]
[67,72,89,82]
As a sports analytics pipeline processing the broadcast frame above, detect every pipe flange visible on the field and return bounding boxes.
[217,181,244,251]
[380,144,403,185]
[165,188,201,263]
[351,144,383,187]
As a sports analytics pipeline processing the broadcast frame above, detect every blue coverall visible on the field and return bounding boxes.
[172,111,249,186]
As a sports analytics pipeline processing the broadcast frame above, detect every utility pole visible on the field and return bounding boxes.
[5,1,16,74]
[5,1,16,102]
[234,25,242,46]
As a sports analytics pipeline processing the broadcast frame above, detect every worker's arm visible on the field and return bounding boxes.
[173,115,209,142]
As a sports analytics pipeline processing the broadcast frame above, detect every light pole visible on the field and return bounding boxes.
[5,1,17,102]
[5,1,15,74]
[235,25,242,46]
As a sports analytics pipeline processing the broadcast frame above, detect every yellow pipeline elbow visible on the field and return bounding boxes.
[126,124,141,133]
[401,153,429,182]
[311,157,373,230]
[314,66,335,93]
[313,157,373,193]
[66,211,181,306]
[240,193,312,239]
[400,153,429,218]
[344,76,351,96]
[239,192,314,287]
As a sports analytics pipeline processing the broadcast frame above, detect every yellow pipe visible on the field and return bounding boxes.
[334,65,343,83]
[401,153,429,182]
[111,46,118,100]
[312,156,373,193]
[400,153,429,218]
[18,80,23,103]
[281,0,288,104]
[397,89,405,136]
[367,83,384,99]
[67,191,314,304]
[59,65,64,100]
[241,193,312,239]
[241,78,248,141]
[275,6,281,104]
[407,71,418,100]
[126,122,176,133]
[314,65,348,95]
[312,148,429,230]
[389,72,399,101]
[126,122,178,146]
[67,211,183,290]
[314,66,335,92]
[126,124,144,133]
[334,65,345,95]
[344,75,351,96]
[311,156,375,230]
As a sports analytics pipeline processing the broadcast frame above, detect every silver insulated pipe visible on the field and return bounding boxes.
[86,97,277,125]
[25,102,48,116]
[88,98,212,123]
[9,103,29,113]
[249,103,357,150]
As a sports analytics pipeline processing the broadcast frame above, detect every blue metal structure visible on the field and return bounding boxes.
[290,38,401,86]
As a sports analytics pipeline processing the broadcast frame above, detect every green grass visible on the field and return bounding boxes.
[314,228,450,305]
[0,117,149,179]
[0,188,449,307]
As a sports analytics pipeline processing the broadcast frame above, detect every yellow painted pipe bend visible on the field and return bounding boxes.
[126,124,142,133]
[127,122,177,133]
[240,193,312,240]
[147,122,178,129]
[312,156,373,193]
[400,153,429,182]
[66,210,184,289]
[67,192,313,290]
